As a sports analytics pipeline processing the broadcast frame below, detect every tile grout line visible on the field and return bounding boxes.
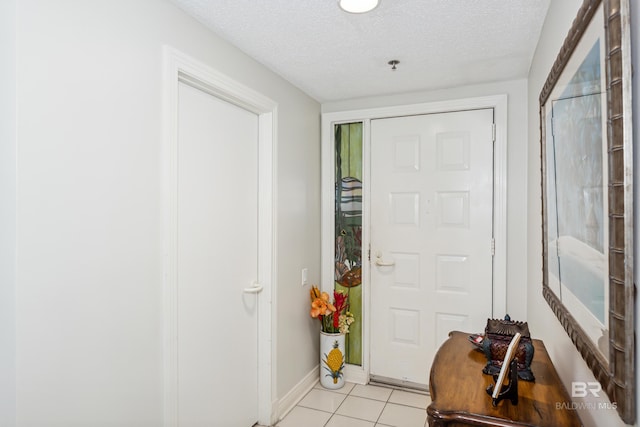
[321,383,381,426]
[372,388,394,426]
[294,383,427,427]
[321,384,349,427]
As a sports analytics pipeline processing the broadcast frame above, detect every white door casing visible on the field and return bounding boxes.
[320,95,507,385]
[163,47,277,426]
[369,109,495,386]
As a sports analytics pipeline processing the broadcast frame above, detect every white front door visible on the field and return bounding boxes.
[177,81,259,426]
[369,109,494,387]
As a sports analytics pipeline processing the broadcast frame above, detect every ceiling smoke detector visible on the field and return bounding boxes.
[338,0,379,14]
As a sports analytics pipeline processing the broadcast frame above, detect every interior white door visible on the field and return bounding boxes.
[370,109,494,387]
[177,81,259,426]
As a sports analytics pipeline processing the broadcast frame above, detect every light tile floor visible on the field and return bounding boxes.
[275,383,431,427]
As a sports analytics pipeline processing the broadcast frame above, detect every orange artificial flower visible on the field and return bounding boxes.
[308,285,355,334]
[310,285,322,302]
[309,286,336,318]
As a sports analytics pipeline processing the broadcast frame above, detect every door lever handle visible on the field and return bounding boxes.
[243,281,263,294]
[374,254,395,267]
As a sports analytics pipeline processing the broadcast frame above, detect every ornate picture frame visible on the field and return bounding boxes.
[539,0,634,423]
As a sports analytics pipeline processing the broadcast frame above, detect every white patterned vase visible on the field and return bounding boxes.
[320,332,346,389]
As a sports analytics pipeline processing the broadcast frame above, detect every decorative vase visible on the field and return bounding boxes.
[320,332,346,389]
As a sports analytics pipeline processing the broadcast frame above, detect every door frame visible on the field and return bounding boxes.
[162,46,277,426]
[321,95,507,384]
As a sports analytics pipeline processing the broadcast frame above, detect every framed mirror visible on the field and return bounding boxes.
[539,0,634,423]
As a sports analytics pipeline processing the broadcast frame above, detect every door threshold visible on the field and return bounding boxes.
[368,375,430,395]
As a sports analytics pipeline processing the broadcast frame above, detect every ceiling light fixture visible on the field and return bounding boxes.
[338,0,379,14]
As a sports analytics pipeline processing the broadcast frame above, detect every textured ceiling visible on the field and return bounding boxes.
[171,0,551,103]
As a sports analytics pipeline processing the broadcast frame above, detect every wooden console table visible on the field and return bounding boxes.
[427,331,582,427]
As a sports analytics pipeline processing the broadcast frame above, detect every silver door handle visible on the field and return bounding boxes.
[243,281,263,294]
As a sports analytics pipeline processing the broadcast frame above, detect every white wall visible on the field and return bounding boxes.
[527,1,634,426]
[323,79,530,320]
[11,0,320,425]
[632,0,639,424]
[0,0,17,425]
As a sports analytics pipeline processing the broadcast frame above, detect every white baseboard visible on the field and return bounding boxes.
[275,365,319,422]
[344,364,368,385]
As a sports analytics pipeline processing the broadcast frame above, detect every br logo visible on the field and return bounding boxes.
[571,381,602,398]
